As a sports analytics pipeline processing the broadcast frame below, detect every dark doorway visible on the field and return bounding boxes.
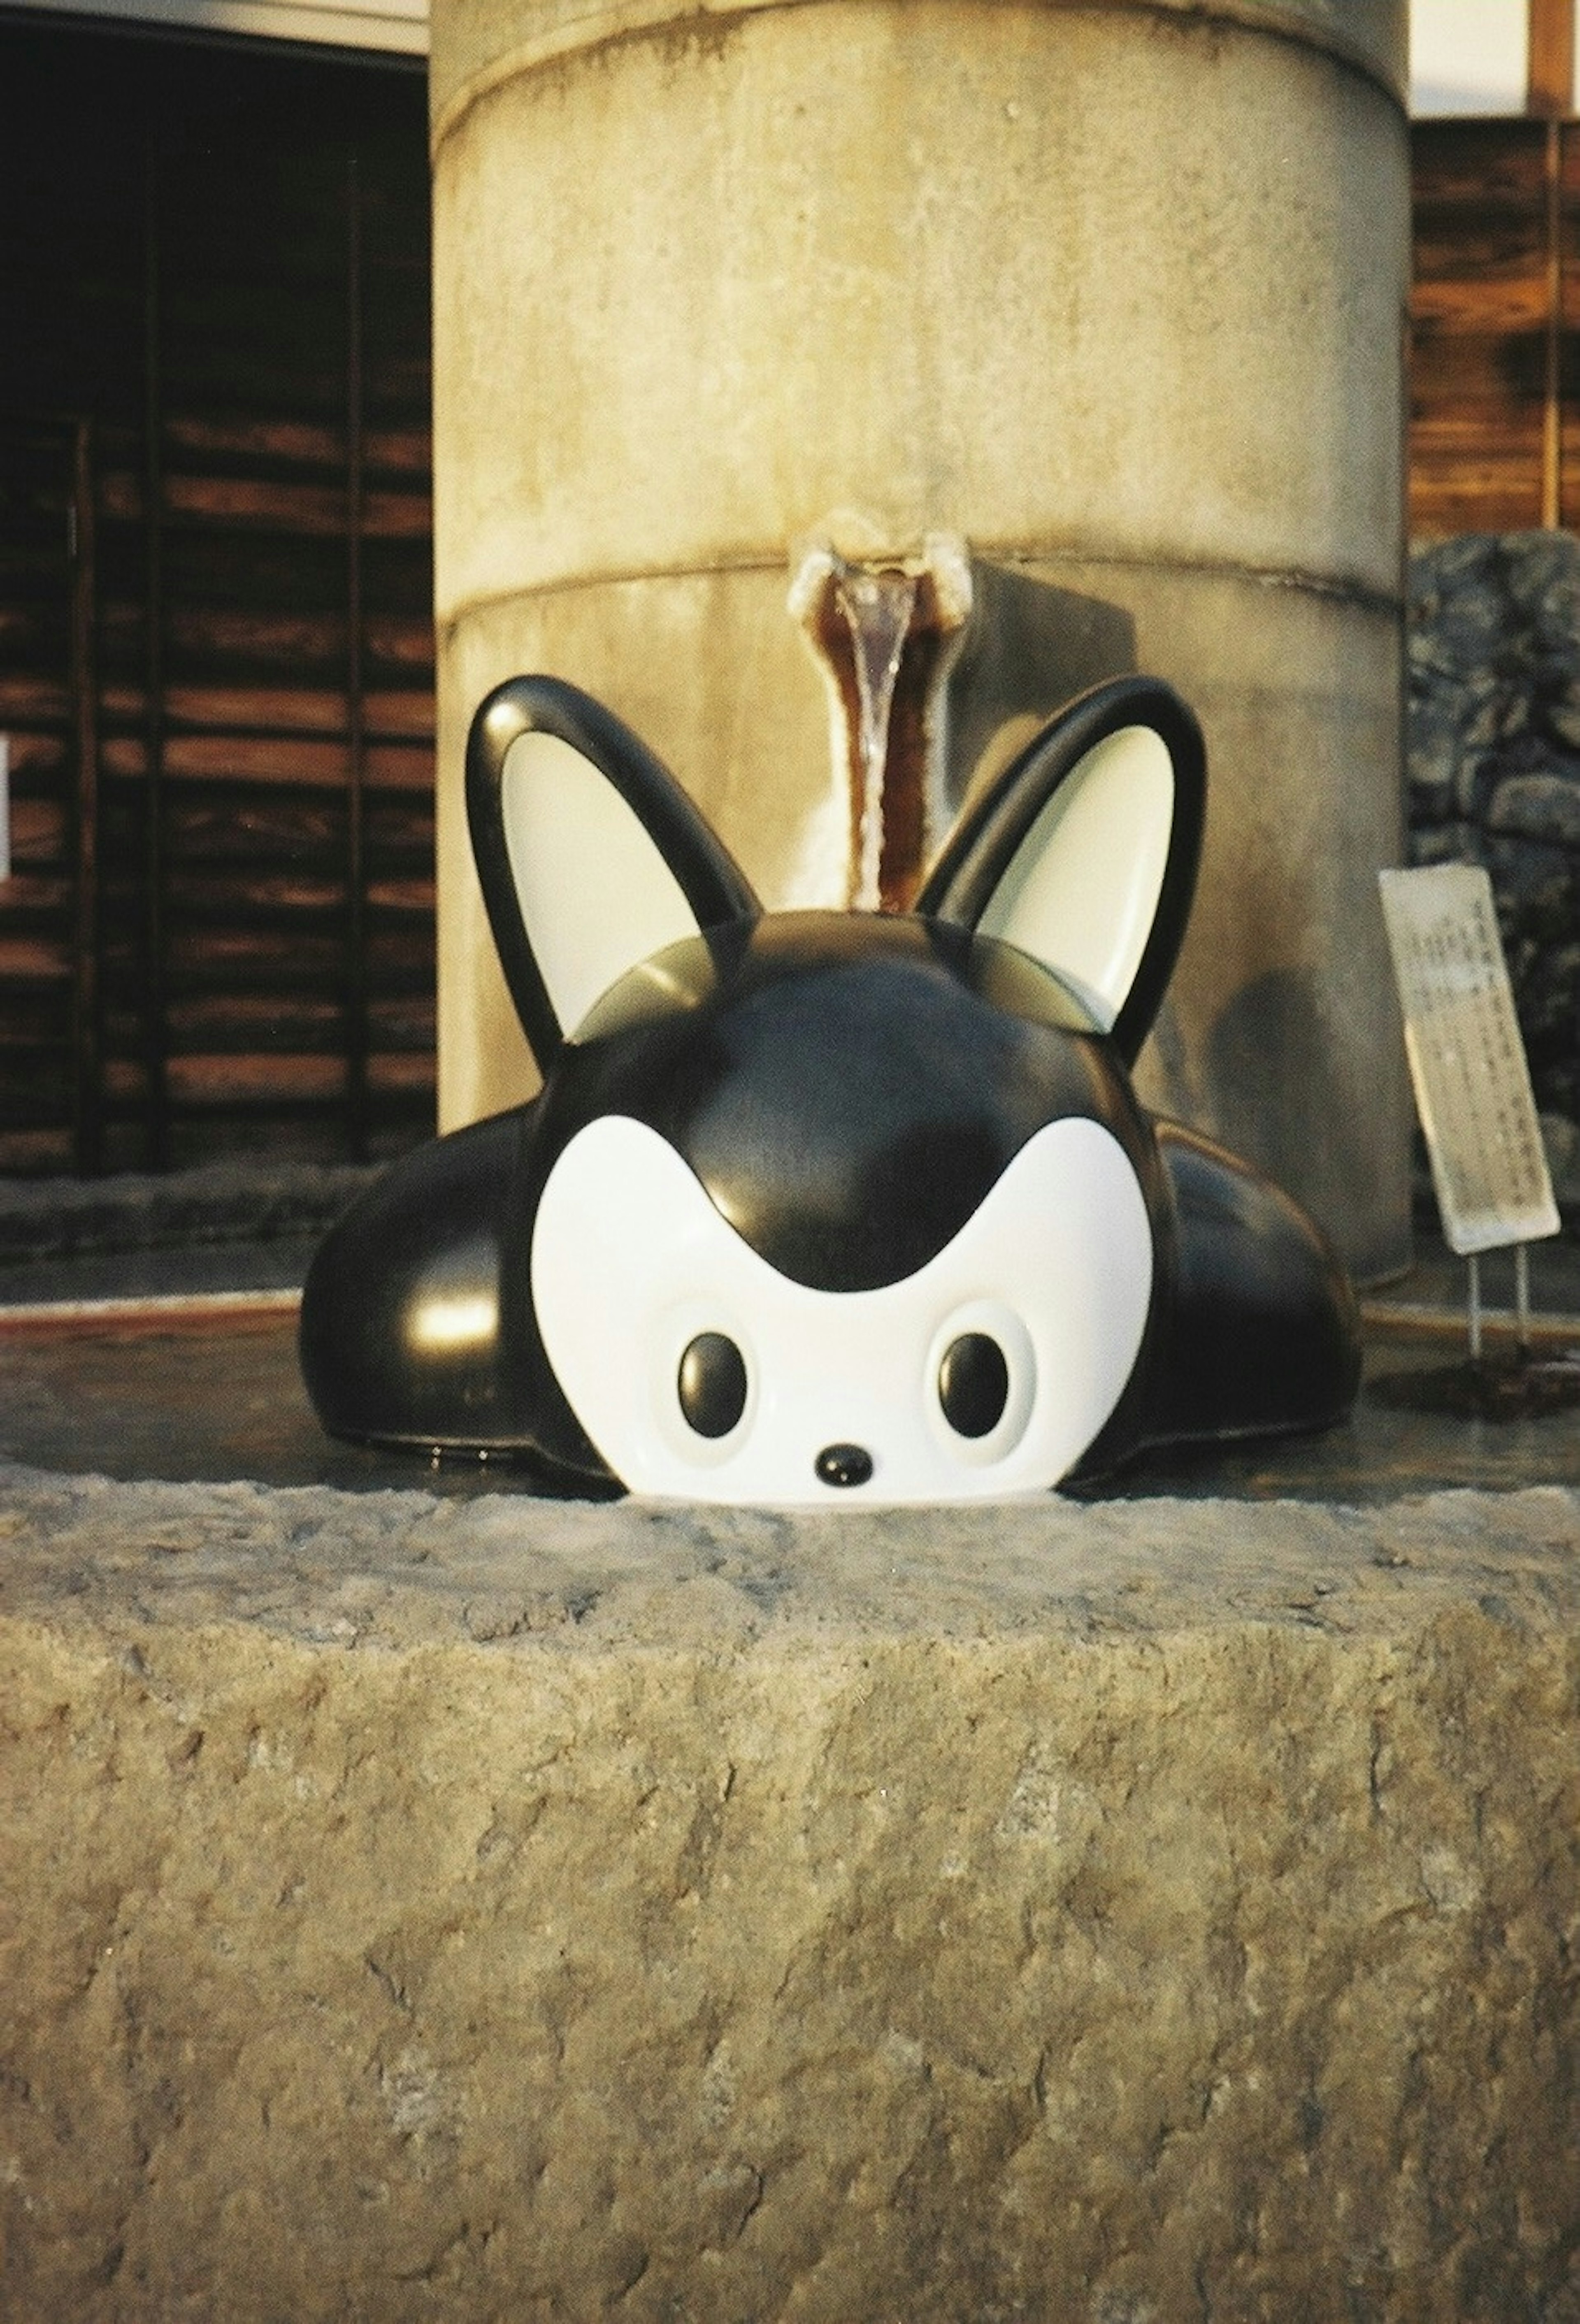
[0,16,434,1174]
[0,414,98,1171]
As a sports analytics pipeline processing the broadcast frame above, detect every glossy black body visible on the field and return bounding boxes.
[300,670,1361,1493]
[300,916,1359,1488]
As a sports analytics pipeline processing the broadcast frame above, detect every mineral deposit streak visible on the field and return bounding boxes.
[836,562,916,911]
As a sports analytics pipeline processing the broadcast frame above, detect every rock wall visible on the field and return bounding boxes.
[2,1464,1576,2321]
[1408,532,1580,1193]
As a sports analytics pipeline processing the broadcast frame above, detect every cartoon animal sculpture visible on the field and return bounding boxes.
[300,672,1360,1503]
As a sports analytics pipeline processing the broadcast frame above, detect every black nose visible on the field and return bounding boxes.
[815,1443,873,1489]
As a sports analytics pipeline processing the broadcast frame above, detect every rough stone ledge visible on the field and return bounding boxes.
[0,1163,378,1266]
[1,1463,1576,2322]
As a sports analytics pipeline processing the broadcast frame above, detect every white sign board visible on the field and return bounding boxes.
[1379,864,1559,1256]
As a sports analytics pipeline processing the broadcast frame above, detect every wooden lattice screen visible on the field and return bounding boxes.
[6,29,1579,1174]
[0,21,433,1174]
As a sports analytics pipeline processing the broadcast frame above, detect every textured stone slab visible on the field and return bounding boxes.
[1,1465,1575,2319]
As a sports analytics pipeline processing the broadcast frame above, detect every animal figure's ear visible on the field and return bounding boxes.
[916,676,1205,1064]
[466,676,760,1069]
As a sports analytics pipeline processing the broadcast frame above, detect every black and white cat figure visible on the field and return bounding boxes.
[300,672,1360,1504]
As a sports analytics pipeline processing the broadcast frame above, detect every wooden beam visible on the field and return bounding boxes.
[70,418,102,1173]
[1542,118,1563,525]
[1529,0,1574,117]
[345,150,370,1164]
[142,137,170,1171]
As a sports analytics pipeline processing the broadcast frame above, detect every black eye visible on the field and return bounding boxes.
[677,1333,748,1439]
[938,1332,1009,1438]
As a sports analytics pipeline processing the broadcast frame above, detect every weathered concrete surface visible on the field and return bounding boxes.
[427,0,1407,134]
[432,553,1409,1281]
[1,1464,1576,2320]
[428,0,1413,1280]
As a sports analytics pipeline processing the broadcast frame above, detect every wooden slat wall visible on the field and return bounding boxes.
[0,423,91,1174]
[1411,121,1553,536]
[0,20,433,1174]
[11,58,1568,1176]
[1409,116,1580,537]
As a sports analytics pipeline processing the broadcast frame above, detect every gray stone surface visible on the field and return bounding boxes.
[0,1161,377,1267]
[2,1461,1576,2319]
[1408,533,1580,1144]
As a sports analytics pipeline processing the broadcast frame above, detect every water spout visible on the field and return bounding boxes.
[790,530,971,911]
[835,563,917,910]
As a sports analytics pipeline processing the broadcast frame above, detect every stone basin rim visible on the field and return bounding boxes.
[3,1452,1575,1666]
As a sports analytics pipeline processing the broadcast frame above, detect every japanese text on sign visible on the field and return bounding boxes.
[1379,864,1558,1256]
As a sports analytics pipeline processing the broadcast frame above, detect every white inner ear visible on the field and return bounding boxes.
[976,724,1174,1030]
[502,729,703,1039]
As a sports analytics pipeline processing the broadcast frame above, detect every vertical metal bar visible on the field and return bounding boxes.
[142,139,170,1169]
[70,418,102,1174]
[1515,1241,1532,1354]
[1468,1252,1483,1364]
[345,149,369,1164]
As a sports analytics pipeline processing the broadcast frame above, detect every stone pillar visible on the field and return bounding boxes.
[430,0,1412,1281]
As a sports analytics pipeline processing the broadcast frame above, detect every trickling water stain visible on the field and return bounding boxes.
[835,563,915,911]
[792,538,971,912]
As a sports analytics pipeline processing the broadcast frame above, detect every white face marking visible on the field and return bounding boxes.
[530,1114,1153,1506]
